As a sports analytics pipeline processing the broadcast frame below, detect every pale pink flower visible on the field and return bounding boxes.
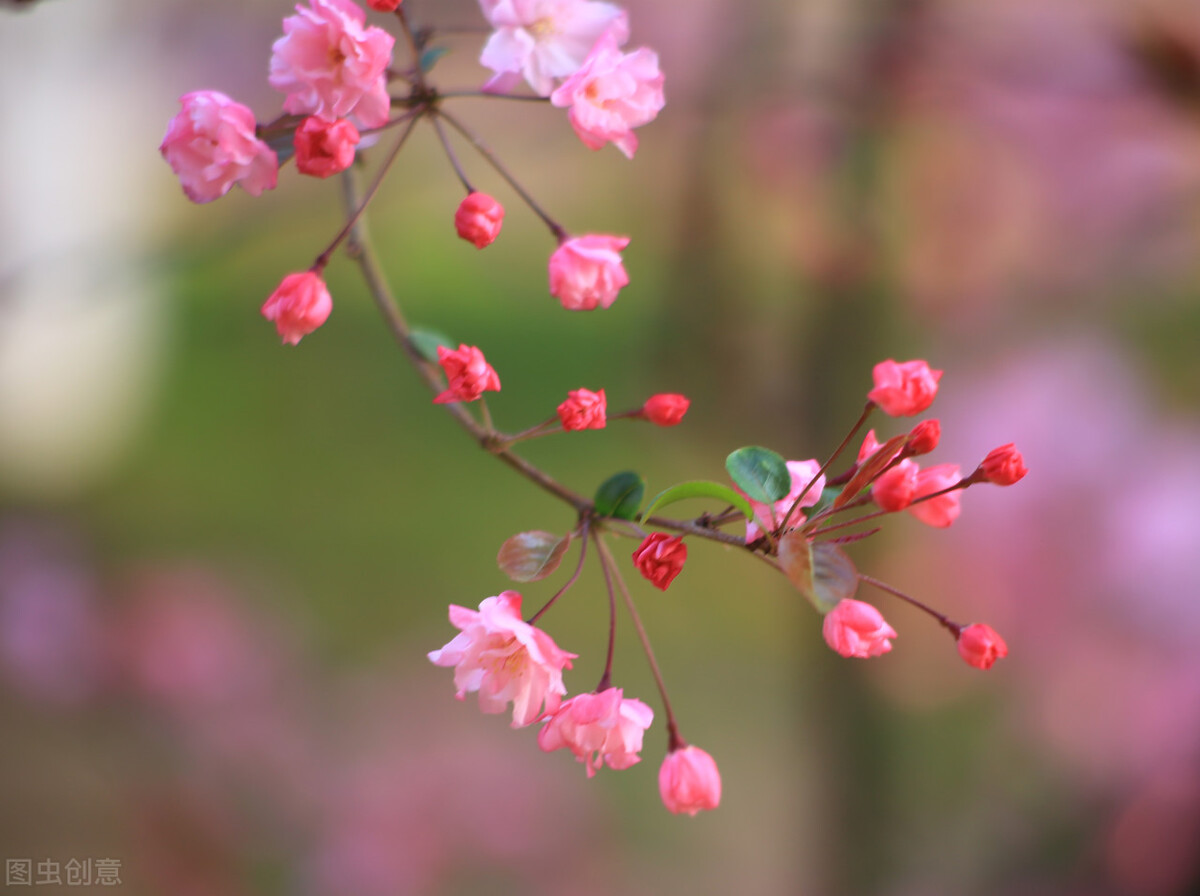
[642,393,689,426]
[868,359,943,417]
[631,533,686,590]
[823,599,897,659]
[550,29,664,159]
[261,270,333,345]
[294,116,360,178]
[269,0,395,129]
[739,459,826,544]
[548,234,630,310]
[537,687,653,776]
[979,443,1028,486]
[957,623,1008,670]
[455,192,505,249]
[478,0,630,96]
[659,745,721,816]
[427,591,577,727]
[433,344,501,403]
[907,463,962,528]
[160,90,278,204]
[557,387,606,430]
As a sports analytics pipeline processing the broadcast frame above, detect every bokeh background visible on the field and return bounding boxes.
[3,0,1200,893]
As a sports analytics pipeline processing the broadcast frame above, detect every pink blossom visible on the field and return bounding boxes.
[160,90,278,204]
[823,599,897,659]
[868,359,943,416]
[548,234,630,310]
[537,687,653,776]
[427,591,577,727]
[269,0,395,129]
[631,533,686,591]
[557,387,606,430]
[979,443,1028,486]
[957,623,1008,670]
[739,459,826,544]
[294,116,360,178]
[550,30,664,159]
[907,464,962,528]
[907,419,941,456]
[659,745,721,816]
[455,192,505,249]
[261,270,333,345]
[478,0,630,96]
[642,393,689,426]
[433,344,501,404]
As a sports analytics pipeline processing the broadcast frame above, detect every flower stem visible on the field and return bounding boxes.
[529,517,591,625]
[858,573,961,635]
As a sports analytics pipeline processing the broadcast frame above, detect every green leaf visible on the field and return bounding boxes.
[725,446,791,503]
[778,534,859,613]
[497,531,572,582]
[419,46,450,73]
[409,327,456,364]
[594,471,644,521]
[640,480,756,524]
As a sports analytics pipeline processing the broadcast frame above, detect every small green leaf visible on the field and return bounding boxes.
[594,471,644,520]
[419,46,450,73]
[497,531,572,582]
[778,534,858,613]
[725,446,790,503]
[640,480,756,524]
[409,327,456,364]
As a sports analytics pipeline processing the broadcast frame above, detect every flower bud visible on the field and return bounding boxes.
[294,116,360,178]
[906,419,941,456]
[455,191,505,249]
[631,533,687,590]
[822,599,897,658]
[956,623,1008,670]
[557,388,607,431]
[433,344,501,404]
[979,444,1028,486]
[260,270,332,345]
[367,0,401,10]
[868,359,942,417]
[871,460,918,512]
[642,393,690,426]
[907,464,962,528]
[659,745,721,816]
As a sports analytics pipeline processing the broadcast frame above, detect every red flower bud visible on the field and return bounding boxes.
[907,419,941,456]
[956,623,1008,670]
[367,0,401,9]
[979,444,1028,486]
[294,116,360,178]
[632,533,687,590]
[557,388,606,431]
[455,191,505,249]
[642,393,690,426]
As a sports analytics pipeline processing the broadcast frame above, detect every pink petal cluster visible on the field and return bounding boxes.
[642,393,689,426]
[956,623,1008,670]
[478,0,630,96]
[261,270,333,345]
[739,459,826,544]
[537,687,653,776]
[659,745,721,816]
[979,443,1028,486]
[548,234,630,310]
[160,90,278,204]
[557,387,607,430]
[908,464,962,528]
[294,116,360,178]
[631,533,686,591]
[269,0,395,129]
[550,30,664,159]
[433,344,502,404]
[427,591,577,727]
[858,431,961,524]
[868,359,943,417]
[455,192,505,248]
[823,599,897,659]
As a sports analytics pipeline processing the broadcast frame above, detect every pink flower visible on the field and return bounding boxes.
[642,393,689,426]
[956,623,1008,670]
[739,459,826,544]
[549,30,664,159]
[269,0,395,129]
[822,599,897,658]
[631,533,686,590]
[294,116,360,178]
[367,0,401,9]
[455,192,505,249]
[160,90,278,204]
[433,344,501,403]
[857,430,916,511]
[548,234,630,310]
[478,0,630,96]
[868,359,943,417]
[557,388,606,430]
[907,464,962,528]
[427,591,577,727]
[659,746,721,816]
[979,443,1028,486]
[907,419,941,456]
[261,270,333,345]
[537,687,653,776]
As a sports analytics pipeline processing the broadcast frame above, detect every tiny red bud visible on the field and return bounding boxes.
[367,0,401,10]
[632,533,687,590]
[642,393,690,426]
[979,443,1028,486]
[956,623,1008,670]
[907,419,941,456]
[557,388,607,431]
[868,359,942,417]
[261,270,332,345]
[294,116,360,178]
[455,191,505,249]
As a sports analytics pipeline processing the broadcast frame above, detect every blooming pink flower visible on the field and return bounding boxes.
[979,443,1028,486]
[659,745,721,816]
[642,393,689,426]
[269,0,395,129]
[427,591,577,727]
[478,0,629,96]
[907,464,962,528]
[160,90,278,204]
[549,29,664,159]
[537,687,653,776]
[823,599,897,658]
[739,459,826,544]
[956,623,1008,670]
[433,344,502,404]
[557,387,606,430]
[367,0,400,9]
[548,234,630,310]
[455,192,505,249]
[631,533,686,590]
[261,270,333,345]
[907,419,941,456]
[868,359,943,417]
[294,116,360,178]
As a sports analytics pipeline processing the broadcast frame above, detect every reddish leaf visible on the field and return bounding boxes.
[497,531,572,583]
[833,434,906,510]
